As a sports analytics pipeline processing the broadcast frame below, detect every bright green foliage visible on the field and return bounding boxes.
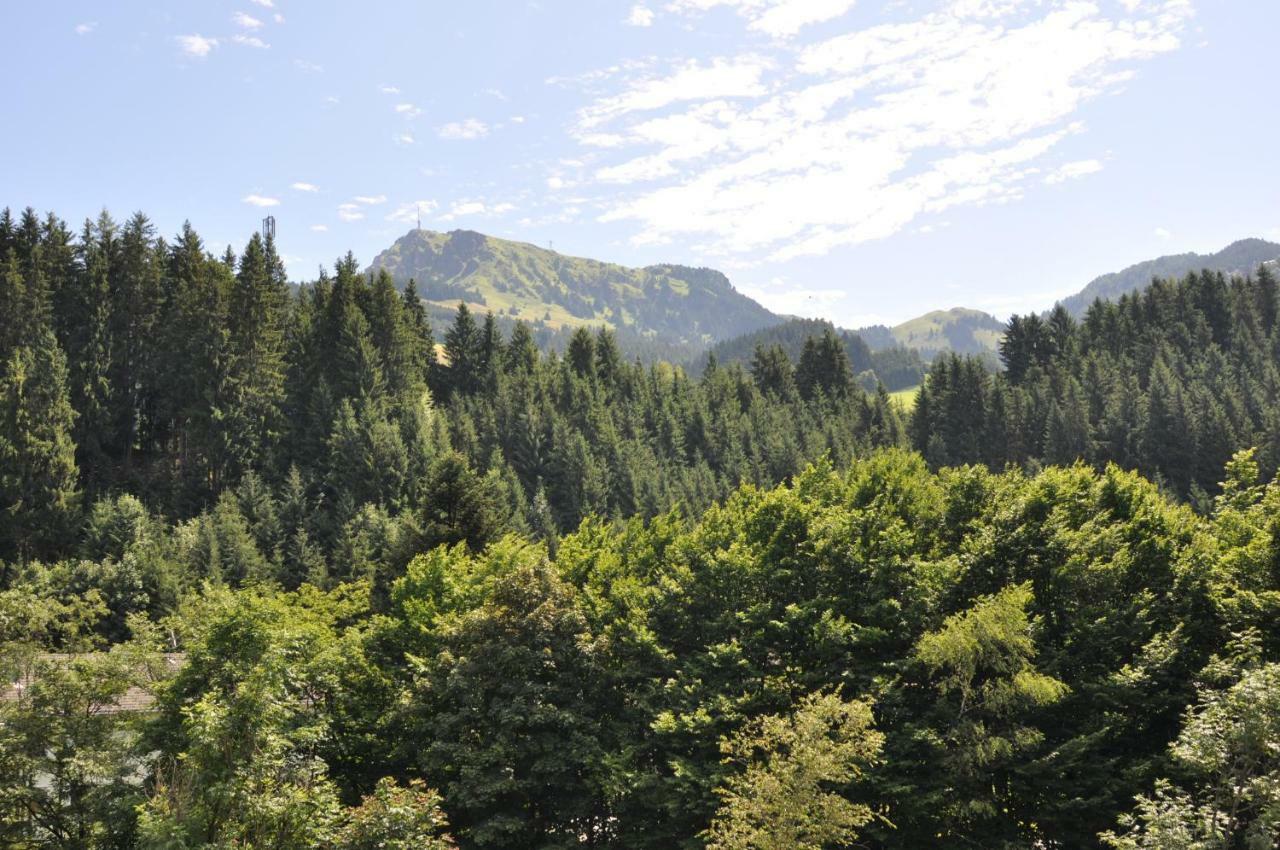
[136,585,375,850]
[705,691,883,850]
[333,777,456,850]
[1104,659,1280,849]
[402,546,615,849]
[907,584,1069,838]
[0,647,150,849]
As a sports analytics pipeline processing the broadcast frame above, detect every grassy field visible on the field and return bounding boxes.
[888,385,921,412]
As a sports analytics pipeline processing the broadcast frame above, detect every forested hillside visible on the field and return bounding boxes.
[911,264,1280,502]
[700,317,926,390]
[1058,237,1280,317]
[4,206,1280,850]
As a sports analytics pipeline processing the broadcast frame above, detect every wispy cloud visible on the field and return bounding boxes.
[175,34,218,59]
[570,0,1192,259]
[232,34,270,49]
[439,200,516,221]
[291,182,320,192]
[1154,226,1172,240]
[248,0,275,7]
[667,0,858,38]
[310,224,329,232]
[242,193,280,207]
[1044,159,1103,185]
[233,11,264,30]
[379,84,401,94]
[395,103,423,119]
[337,203,364,222]
[393,133,416,146]
[438,118,490,140]
[294,59,324,73]
[353,195,388,205]
[75,22,96,36]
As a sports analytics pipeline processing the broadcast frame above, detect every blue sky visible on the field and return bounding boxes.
[3,0,1277,326]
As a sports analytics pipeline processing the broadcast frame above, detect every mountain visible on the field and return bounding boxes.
[700,318,926,391]
[1057,237,1280,317]
[366,228,779,349]
[856,308,1006,363]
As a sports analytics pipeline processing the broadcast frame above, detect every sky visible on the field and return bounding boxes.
[3,0,1278,327]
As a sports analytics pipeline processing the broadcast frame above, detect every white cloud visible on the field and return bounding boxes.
[379,85,401,94]
[547,176,568,190]
[439,200,517,221]
[577,57,771,128]
[627,4,656,26]
[1044,158,1103,184]
[1154,226,1172,240]
[291,182,320,192]
[387,200,439,224]
[393,133,416,145]
[274,13,286,24]
[232,34,270,49]
[248,0,274,7]
[511,115,527,124]
[294,59,323,73]
[666,0,857,38]
[574,0,1191,259]
[242,194,280,207]
[175,34,218,58]
[352,195,388,205]
[337,203,365,222]
[233,12,264,30]
[75,22,96,35]
[438,118,490,140]
[751,0,859,38]
[395,103,423,118]
[310,224,329,232]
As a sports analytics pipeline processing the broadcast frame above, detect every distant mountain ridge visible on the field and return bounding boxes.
[366,228,779,349]
[1057,237,1280,317]
[856,308,1006,363]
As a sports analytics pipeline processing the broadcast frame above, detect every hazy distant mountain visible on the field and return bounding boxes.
[1057,238,1280,317]
[856,308,1006,363]
[366,228,779,348]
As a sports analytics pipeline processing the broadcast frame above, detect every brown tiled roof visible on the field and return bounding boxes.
[1,653,186,714]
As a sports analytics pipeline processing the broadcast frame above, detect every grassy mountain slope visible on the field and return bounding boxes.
[857,307,1005,363]
[1058,237,1280,317]
[366,228,779,348]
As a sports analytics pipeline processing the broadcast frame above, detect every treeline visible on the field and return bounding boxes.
[6,451,1280,848]
[912,264,1280,500]
[0,207,905,571]
[698,317,927,392]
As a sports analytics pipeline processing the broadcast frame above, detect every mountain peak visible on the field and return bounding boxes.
[366,227,778,349]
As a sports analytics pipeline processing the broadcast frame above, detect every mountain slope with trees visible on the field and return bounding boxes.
[1058,237,1280,317]
[700,317,926,390]
[911,262,1280,502]
[367,228,780,351]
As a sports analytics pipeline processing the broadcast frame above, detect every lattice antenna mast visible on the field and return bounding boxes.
[262,215,276,242]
